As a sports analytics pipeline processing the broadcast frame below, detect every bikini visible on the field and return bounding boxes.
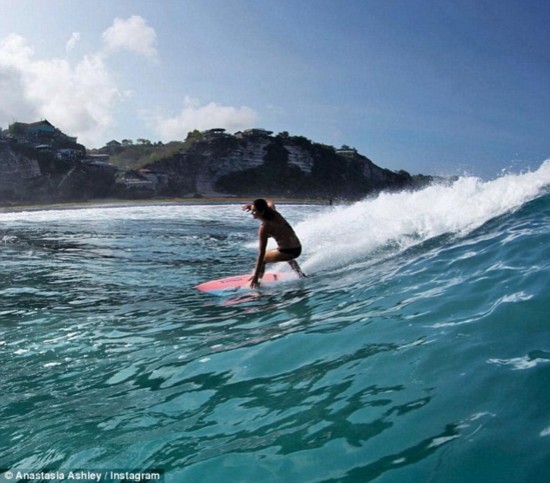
[278,246,302,257]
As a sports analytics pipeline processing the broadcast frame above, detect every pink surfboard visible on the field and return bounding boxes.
[196,272,291,294]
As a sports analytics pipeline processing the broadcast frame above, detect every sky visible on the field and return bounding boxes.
[0,0,548,179]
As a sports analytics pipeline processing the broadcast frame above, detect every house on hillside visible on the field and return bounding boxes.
[236,128,274,139]
[336,145,358,158]
[138,168,169,188]
[84,154,111,165]
[7,119,79,146]
[119,170,155,191]
[57,148,84,160]
[24,120,57,135]
[206,128,226,135]
[203,128,230,141]
[35,144,54,154]
[105,140,122,152]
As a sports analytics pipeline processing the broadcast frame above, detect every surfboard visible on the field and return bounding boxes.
[196,272,291,294]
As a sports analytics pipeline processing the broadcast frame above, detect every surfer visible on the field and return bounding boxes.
[243,199,307,288]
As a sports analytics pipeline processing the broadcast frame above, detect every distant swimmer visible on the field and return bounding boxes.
[242,199,307,288]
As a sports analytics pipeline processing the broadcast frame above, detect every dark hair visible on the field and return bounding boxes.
[253,199,275,219]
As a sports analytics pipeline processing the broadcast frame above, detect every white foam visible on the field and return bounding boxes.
[296,159,550,272]
[0,202,236,224]
[487,355,550,371]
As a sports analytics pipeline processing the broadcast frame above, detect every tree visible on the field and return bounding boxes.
[8,122,25,135]
[185,130,202,142]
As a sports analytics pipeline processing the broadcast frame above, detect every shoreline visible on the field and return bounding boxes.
[0,196,334,214]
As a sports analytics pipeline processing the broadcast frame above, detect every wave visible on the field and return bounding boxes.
[298,159,550,273]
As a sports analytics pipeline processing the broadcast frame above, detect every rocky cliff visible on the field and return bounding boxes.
[146,131,431,199]
[0,129,433,205]
[0,143,41,200]
[0,142,118,204]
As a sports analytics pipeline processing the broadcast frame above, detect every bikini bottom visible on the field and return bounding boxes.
[278,246,302,257]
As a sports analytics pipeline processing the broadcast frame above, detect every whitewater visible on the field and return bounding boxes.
[0,160,549,482]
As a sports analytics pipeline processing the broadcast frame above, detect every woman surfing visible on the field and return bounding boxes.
[242,199,307,288]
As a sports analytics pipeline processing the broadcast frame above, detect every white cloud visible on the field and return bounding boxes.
[154,97,258,141]
[0,33,124,145]
[65,32,81,52]
[102,15,157,58]
[0,65,38,122]
[0,36,37,121]
[0,33,34,65]
[0,19,253,147]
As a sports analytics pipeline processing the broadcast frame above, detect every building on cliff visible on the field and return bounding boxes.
[235,128,274,139]
[336,145,358,158]
[5,120,80,148]
[19,120,57,136]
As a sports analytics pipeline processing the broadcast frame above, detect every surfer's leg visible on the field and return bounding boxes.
[263,249,307,278]
[288,259,307,278]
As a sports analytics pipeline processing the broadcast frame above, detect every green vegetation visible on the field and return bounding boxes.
[109,142,181,170]
[108,132,203,170]
[7,122,26,136]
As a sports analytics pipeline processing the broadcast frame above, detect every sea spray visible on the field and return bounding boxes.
[298,159,550,273]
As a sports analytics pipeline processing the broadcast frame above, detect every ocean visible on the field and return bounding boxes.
[1,160,549,483]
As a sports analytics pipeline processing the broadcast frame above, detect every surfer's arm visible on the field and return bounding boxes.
[251,226,268,287]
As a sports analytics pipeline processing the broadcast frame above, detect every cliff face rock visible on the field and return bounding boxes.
[0,142,119,204]
[0,128,433,205]
[146,132,424,198]
[0,143,42,200]
[146,135,270,196]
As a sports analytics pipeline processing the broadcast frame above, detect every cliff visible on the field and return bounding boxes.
[0,142,118,204]
[146,130,430,199]
[0,143,41,200]
[0,127,434,205]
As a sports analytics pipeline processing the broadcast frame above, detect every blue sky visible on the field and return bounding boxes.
[0,0,548,178]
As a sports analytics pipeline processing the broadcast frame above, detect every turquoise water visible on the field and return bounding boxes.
[1,161,550,482]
